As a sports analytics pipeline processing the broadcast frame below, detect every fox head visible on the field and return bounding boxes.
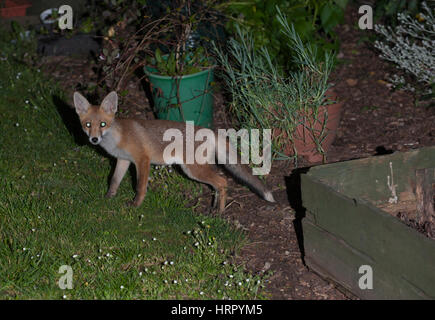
[73,91,118,145]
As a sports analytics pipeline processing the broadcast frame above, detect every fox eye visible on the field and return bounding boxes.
[85,122,91,128]
[100,122,106,127]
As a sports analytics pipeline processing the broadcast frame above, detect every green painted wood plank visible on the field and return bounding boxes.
[303,219,431,299]
[308,146,435,202]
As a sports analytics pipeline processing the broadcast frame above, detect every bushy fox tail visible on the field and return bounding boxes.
[223,163,275,203]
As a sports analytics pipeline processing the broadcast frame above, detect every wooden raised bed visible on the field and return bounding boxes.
[301,146,435,299]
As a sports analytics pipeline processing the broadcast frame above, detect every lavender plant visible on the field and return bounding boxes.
[374,1,434,96]
[213,7,334,161]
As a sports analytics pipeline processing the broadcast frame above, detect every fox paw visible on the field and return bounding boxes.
[105,191,116,198]
[126,200,140,207]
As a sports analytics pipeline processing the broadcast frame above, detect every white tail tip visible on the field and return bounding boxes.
[264,191,275,203]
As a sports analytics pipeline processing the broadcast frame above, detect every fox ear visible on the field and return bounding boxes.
[73,92,91,115]
[101,91,118,114]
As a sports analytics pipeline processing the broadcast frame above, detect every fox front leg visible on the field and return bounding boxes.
[127,157,151,207]
[106,159,131,198]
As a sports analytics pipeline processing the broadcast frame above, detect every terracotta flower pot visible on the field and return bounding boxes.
[274,89,343,163]
[1,0,31,18]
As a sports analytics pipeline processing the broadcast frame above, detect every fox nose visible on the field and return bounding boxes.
[91,137,99,144]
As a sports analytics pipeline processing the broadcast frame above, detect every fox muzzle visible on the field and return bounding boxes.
[90,136,101,145]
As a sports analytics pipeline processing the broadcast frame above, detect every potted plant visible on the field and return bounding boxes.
[145,46,215,128]
[214,7,340,163]
[282,88,343,163]
[88,0,223,122]
[140,1,220,129]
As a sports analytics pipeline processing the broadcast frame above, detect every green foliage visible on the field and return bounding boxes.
[214,8,334,160]
[223,0,347,70]
[374,0,423,26]
[149,47,212,76]
[79,17,95,34]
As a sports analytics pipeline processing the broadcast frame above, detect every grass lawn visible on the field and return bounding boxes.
[0,28,268,300]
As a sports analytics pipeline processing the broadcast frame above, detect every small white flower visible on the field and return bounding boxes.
[152,237,157,241]
[15,123,19,127]
[120,285,124,289]
[199,291,204,295]
[173,280,178,284]
[63,295,67,299]
[72,254,79,259]
[169,261,174,265]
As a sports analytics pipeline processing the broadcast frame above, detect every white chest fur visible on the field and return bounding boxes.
[100,129,134,162]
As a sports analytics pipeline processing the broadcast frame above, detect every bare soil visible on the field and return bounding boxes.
[38,4,435,299]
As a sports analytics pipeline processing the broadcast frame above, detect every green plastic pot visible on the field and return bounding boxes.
[145,66,214,128]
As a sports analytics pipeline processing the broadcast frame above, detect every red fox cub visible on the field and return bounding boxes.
[73,91,275,212]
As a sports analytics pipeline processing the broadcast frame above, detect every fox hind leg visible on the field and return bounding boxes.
[180,164,228,213]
